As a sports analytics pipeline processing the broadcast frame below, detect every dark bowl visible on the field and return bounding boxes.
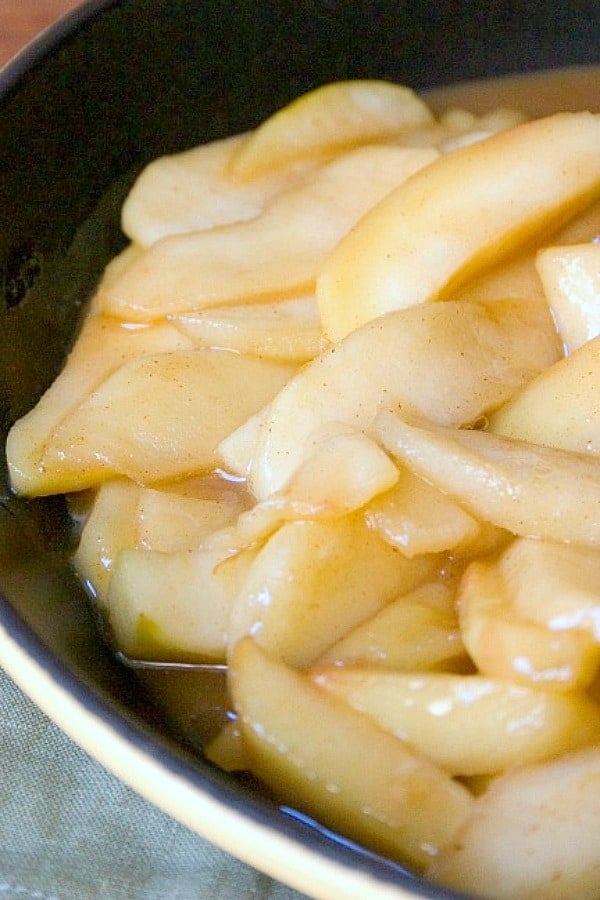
[0,1,599,897]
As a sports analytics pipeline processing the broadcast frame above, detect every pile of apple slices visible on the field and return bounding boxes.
[7,80,600,898]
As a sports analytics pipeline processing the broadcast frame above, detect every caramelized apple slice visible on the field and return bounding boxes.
[536,242,600,352]
[247,298,559,499]
[101,145,438,321]
[458,558,600,690]
[453,198,600,306]
[136,482,248,554]
[229,637,473,870]
[228,80,434,180]
[6,314,193,496]
[317,112,600,340]
[316,580,467,672]
[311,667,600,776]
[497,537,600,642]
[74,479,141,606]
[429,746,600,899]
[365,469,483,558]
[375,411,600,547]
[74,474,249,608]
[30,350,295,494]
[490,335,600,453]
[108,528,257,662]
[171,294,324,363]
[206,429,400,558]
[122,133,319,246]
[228,513,436,668]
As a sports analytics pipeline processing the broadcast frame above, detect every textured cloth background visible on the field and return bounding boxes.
[0,667,307,900]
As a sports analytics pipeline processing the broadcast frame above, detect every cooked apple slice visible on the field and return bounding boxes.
[228,80,434,180]
[136,484,249,553]
[317,112,600,340]
[395,107,526,155]
[554,195,600,244]
[269,428,399,517]
[74,479,141,606]
[458,558,600,690]
[96,243,143,291]
[232,427,399,546]
[366,470,507,559]
[108,528,257,662]
[437,107,527,154]
[428,746,600,899]
[29,350,295,495]
[498,537,600,641]
[171,294,324,363]
[311,667,600,776]
[122,133,320,246]
[316,580,467,672]
[229,637,473,870]
[536,242,600,352]
[489,335,600,453]
[75,474,249,605]
[455,197,600,305]
[6,313,194,496]
[216,408,265,479]
[375,411,600,547]
[206,429,400,558]
[454,252,546,304]
[228,512,437,668]
[101,144,438,322]
[247,298,559,499]
[365,469,481,557]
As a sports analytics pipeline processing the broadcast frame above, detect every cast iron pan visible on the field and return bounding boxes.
[0,1,598,897]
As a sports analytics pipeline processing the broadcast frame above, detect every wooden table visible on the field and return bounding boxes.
[0,0,83,68]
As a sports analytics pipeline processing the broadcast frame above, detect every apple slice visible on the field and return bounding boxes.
[247,298,559,499]
[489,335,600,453]
[229,637,473,870]
[317,112,600,340]
[30,350,295,494]
[374,411,600,548]
[74,474,249,606]
[266,428,399,518]
[536,242,600,352]
[311,667,600,776]
[96,243,143,291]
[107,528,257,662]
[497,537,600,641]
[228,512,437,668]
[366,472,508,560]
[316,580,467,672]
[365,468,483,558]
[437,107,527,154]
[74,479,141,606]
[122,133,320,246]
[216,408,265,479]
[136,485,248,554]
[171,294,324,363]
[6,313,194,496]
[428,746,600,899]
[228,80,434,180]
[454,197,600,306]
[458,558,600,691]
[202,429,401,560]
[101,144,438,322]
